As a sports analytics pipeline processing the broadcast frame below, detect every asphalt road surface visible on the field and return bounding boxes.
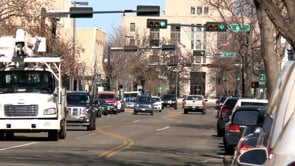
[0,104,226,166]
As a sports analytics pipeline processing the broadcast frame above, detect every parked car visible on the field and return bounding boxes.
[235,61,295,165]
[134,94,154,115]
[237,111,295,166]
[152,96,163,112]
[161,94,177,109]
[223,105,267,155]
[66,91,97,131]
[183,95,207,114]
[216,96,240,137]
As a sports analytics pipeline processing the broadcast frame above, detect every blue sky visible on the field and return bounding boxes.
[76,0,165,36]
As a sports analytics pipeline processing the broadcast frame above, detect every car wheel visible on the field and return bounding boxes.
[151,111,154,115]
[133,111,137,115]
[202,110,206,115]
[184,109,188,114]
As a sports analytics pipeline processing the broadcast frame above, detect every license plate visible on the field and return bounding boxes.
[141,108,146,111]
[192,106,196,109]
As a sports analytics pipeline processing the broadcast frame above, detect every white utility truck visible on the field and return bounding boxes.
[0,29,67,141]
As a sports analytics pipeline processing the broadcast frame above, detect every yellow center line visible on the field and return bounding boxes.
[96,128,134,158]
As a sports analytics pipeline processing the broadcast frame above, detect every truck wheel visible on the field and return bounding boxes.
[48,131,59,141]
[59,120,66,139]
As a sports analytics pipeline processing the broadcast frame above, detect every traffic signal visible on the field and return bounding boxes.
[147,19,167,29]
[205,22,227,32]
[70,7,93,18]
[251,81,259,88]
[193,50,205,56]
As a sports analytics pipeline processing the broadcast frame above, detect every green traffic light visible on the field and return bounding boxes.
[160,21,166,27]
[237,76,240,81]
[219,24,225,30]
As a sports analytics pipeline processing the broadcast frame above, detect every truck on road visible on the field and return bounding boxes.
[0,29,67,141]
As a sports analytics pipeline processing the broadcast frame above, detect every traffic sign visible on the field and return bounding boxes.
[221,52,235,57]
[259,69,266,89]
[158,87,163,93]
[230,24,250,32]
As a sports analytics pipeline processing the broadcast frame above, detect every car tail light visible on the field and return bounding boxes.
[228,124,240,132]
[237,141,251,156]
[202,101,205,106]
[183,101,186,106]
[220,108,228,116]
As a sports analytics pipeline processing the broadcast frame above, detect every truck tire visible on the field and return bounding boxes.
[48,131,59,141]
[59,120,66,139]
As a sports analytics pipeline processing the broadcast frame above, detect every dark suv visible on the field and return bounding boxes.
[66,91,97,131]
[161,94,177,109]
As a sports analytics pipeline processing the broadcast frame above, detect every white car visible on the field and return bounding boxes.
[152,96,163,112]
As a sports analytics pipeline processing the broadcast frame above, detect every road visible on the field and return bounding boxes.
[0,104,225,166]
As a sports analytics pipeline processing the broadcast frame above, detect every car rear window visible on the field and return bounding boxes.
[187,96,202,100]
[98,94,115,99]
[224,98,239,109]
[232,110,260,125]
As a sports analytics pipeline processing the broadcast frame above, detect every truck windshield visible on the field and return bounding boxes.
[0,71,54,94]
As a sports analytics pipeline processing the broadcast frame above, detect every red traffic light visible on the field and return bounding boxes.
[251,81,259,88]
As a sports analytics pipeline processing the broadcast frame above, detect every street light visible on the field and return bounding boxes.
[71,1,88,91]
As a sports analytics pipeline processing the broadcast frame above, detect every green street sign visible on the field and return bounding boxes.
[221,52,235,57]
[259,69,266,89]
[230,24,250,32]
[158,87,163,93]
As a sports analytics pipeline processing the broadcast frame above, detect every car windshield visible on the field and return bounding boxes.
[163,95,175,100]
[0,71,54,94]
[232,111,260,126]
[98,94,115,99]
[152,97,161,102]
[138,96,151,102]
[67,93,90,105]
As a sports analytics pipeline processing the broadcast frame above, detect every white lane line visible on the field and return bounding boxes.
[0,142,39,151]
[133,120,140,123]
[156,126,170,131]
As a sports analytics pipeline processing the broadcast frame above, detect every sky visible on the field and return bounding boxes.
[75,0,165,37]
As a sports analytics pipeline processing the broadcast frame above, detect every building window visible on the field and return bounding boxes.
[204,7,209,14]
[130,23,135,32]
[197,7,202,15]
[191,26,195,49]
[150,29,160,46]
[217,32,228,48]
[196,40,201,49]
[130,38,135,46]
[191,7,195,14]
[171,25,181,44]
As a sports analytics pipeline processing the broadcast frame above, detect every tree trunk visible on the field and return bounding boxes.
[255,1,279,100]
